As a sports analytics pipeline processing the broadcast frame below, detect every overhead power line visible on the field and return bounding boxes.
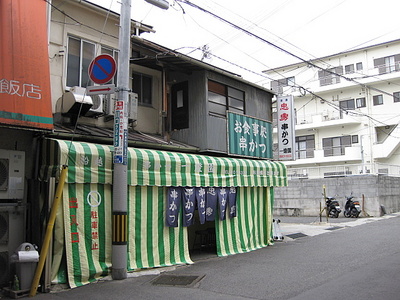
[47,0,396,128]
[176,0,394,97]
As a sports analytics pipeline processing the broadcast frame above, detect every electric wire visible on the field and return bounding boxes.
[177,0,396,98]
[46,0,117,164]
[174,0,400,131]
[49,0,400,137]
[47,0,119,40]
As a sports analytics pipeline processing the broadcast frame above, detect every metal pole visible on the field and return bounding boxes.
[112,0,130,280]
[29,166,68,297]
[323,185,328,222]
[319,202,322,223]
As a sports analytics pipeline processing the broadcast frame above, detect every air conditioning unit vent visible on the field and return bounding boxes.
[0,212,8,244]
[87,94,105,116]
[0,251,9,287]
[0,150,25,200]
[0,159,8,191]
[104,93,137,121]
[55,86,93,116]
[0,206,25,288]
[128,92,138,121]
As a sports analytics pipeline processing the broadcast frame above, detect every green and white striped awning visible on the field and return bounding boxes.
[40,139,287,187]
[41,139,286,288]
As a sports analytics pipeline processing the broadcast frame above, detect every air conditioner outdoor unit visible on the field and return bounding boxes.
[0,207,26,288]
[86,94,105,116]
[55,86,93,116]
[128,92,138,121]
[0,250,8,287]
[104,94,114,116]
[104,93,138,121]
[0,149,25,200]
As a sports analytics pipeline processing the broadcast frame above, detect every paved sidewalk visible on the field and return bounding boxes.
[3,213,399,299]
[276,212,400,238]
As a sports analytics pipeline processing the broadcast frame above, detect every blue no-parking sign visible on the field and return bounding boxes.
[88,54,117,84]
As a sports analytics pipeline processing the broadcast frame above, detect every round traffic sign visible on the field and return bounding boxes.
[88,54,117,84]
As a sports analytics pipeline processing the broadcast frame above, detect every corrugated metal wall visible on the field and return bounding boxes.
[171,70,274,155]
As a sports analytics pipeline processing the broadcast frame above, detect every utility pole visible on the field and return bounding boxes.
[112,0,169,280]
[112,0,130,280]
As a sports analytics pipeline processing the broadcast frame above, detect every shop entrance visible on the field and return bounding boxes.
[188,214,217,261]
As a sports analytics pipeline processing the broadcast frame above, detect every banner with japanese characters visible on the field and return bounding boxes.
[227,112,273,159]
[0,0,53,129]
[277,95,296,161]
[215,186,274,256]
[43,139,287,188]
[62,183,112,288]
[62,184,192,288]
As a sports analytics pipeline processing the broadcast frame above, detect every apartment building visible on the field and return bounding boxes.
[264,39,400,216]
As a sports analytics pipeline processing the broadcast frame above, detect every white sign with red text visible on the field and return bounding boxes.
[277,95,296,161]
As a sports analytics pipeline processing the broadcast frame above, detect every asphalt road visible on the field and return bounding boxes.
[4,213,400,300]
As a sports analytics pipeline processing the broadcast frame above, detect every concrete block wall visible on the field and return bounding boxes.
[273,175,400,217]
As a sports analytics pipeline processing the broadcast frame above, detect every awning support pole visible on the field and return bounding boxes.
[29,165,68,297]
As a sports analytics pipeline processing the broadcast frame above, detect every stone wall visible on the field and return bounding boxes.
[273,175,400,217]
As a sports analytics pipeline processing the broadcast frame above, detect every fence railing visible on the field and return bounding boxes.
[287,163,400,179]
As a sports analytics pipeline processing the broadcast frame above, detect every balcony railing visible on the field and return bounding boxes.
[286,163,400,180]
[273,112,362,129]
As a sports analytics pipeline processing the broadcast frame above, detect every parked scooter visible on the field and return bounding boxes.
[344,193,361,218]
[325,195,341,218]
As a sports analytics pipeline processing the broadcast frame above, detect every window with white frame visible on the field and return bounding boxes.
[393,92,400,103]
[318,66,343,86]
[101,46,119,85]
[132,72,152,106]
[270,77,295,94]
[356,97,366,108]
[295,135,315,159]
[345,64,354,74]
[345,63,363,75]
[373,94,383,106]
[208,80,244,118]
[374,54,400,74]
[66,36,118,88]
[323,135,352,157]
[339,99,355,118]
[67,37,95,88]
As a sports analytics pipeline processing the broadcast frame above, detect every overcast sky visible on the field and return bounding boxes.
[90,0,400,86]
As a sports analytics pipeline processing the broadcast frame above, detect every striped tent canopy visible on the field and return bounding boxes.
[40,139,287,288]
[40,139,287,187]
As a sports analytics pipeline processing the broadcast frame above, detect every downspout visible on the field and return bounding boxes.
[47,0,52,44]
[162,67,171,143]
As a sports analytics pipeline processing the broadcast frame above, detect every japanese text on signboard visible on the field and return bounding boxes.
[227,112,273,159]
[0,79,42,99]
[277,95,295,161]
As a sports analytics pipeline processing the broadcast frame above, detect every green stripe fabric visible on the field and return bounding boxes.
[127,145,287,187]
[41,139,287,187]
[62,183,112,288]
[127,186,192,269]
[215,187,274,256]
[44,139,286,288]
[62,183,192,288]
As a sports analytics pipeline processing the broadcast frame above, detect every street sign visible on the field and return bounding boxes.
[88,54,117,84]
[86,84,115,95]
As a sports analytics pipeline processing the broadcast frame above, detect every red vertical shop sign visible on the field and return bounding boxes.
[277,95,296,161]
[0,0,53,129]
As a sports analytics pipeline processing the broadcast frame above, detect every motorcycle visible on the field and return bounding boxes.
[344,194,361,218]
[325,196,341,218]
